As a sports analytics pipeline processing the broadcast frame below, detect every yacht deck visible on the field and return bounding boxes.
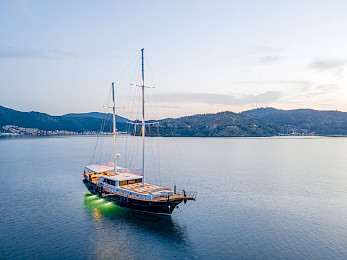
[120,183,160,194]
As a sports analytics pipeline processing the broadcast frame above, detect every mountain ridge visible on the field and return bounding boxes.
[62,112,128,123]
[0,105,128,133]
[240,107,347,135]
[154,111,278,137]
[2,105,347,136]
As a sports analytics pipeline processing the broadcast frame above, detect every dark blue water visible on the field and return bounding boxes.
[0,136,346,259]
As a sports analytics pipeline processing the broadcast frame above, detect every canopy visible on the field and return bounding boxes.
[85,163,115,174]
[85,162,142,175]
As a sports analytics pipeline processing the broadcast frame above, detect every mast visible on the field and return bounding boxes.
[141,48,145,186]
[112,82,117,174]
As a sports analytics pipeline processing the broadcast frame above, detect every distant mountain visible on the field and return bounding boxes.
[0,106,129,133]
[3,105,347,136]
[241,107,347,135]
[62,112,128,123]
[145,111,279,137]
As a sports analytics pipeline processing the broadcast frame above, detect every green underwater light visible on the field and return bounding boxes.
[84,195,99,200]
[83,193,124,217]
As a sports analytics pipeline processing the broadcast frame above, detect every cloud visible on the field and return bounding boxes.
[272,80,310,85]
[157,91,282,106]
[258,55,281,64]
[255,91,283,103]
[0,48,74,60]
[251,46,282,54]
[281,83,339,102]
[156,104,182,109]
[309,59,346,71]
[303,84,339,98]
[234,80,310,87]
[316,84,338,91]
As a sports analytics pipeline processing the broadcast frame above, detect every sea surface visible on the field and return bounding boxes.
[0,135,346,259]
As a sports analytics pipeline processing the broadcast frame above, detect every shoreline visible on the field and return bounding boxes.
[2,134,347,140]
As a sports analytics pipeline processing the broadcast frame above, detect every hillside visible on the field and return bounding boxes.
[144,111,279,137]
[241,108,347,135]
[0,106,129,133]
[3,105,347,136]
[62,112,128,123]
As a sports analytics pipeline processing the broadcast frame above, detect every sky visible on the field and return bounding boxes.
[1,0,347,119]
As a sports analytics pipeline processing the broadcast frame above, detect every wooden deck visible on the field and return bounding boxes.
[120,183,160,194]
[100,187,185,202]
[87,174,188,202]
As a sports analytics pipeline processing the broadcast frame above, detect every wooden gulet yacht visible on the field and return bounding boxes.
[83,49,196,215]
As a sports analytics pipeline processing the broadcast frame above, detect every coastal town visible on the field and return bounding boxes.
[0,125,113,136]
[1,125,79,136]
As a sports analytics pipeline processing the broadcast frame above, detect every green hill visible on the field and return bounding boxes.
[62,112,128,123]
[0,106,129,133]
[3,105,347,136]
[146,111,279,137]
[241,108,347,135]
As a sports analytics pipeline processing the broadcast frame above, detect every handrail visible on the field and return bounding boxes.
[176,189,197,200]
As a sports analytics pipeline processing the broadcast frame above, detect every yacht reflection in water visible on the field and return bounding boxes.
[83,192,192,258]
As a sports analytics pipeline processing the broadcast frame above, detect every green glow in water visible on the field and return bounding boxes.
[83,193,124,218]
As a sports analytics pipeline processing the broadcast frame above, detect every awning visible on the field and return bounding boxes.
[85,162,142,176]
[85,163,115,173]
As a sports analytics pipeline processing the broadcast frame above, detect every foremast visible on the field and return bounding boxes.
[112,82,117,174]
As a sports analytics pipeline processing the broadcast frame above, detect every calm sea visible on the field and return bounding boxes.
[0,136,346,259]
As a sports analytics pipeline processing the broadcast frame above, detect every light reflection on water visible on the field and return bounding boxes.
[83,193,193,259]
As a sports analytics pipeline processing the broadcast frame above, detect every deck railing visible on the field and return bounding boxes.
[176,189,197,200]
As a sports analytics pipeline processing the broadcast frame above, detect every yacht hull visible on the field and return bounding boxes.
[83,179,183,215]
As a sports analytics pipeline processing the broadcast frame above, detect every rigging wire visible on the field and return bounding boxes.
[90,87,112,164]
[89,52,140,166]
[146,54,192,188]
[126,56,142,170]
[88,50,192,192]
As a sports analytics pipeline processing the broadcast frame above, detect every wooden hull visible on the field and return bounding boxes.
[83,179,183,215]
